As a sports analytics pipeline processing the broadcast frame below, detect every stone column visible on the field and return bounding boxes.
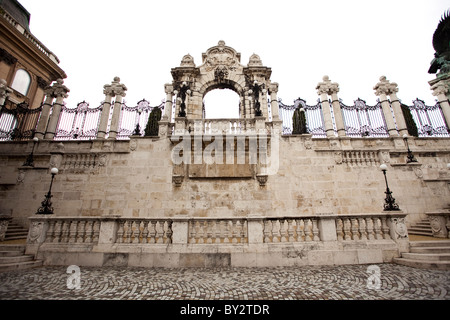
[316,76,335,138]
[0,79,12,106]
[97,86,113,139]
[327,81,346,137]
[163,83,174,121]
[108,77,127,140]
[35,86,56,139]
[374,76,398,137]
[386,81,408,136]
[44,79,70,140]
[269,82,280,121]
[430,80,450,128]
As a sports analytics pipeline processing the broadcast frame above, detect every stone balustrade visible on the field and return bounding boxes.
[27,214,410,246]
[426,210,450,238]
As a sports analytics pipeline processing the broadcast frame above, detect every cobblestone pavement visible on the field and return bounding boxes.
[0,263,449,300]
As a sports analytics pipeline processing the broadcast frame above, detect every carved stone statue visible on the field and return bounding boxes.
[428,10,450,76]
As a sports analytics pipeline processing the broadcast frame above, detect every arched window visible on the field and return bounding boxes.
[11,69,31,95]
[203,88,240,119]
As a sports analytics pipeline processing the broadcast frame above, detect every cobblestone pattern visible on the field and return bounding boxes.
[0,264,449,300]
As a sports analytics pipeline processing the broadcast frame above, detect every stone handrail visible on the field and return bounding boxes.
[27,213,409,249]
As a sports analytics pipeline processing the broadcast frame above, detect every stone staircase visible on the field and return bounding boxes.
[3,220,29,241]
[0,244,42,272]
[394,240,450,270]
[408,218,433,237]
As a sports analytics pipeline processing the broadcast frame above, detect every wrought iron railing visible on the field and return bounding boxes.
[279,97,449,138]
[0,101,42,141]
[278,98,326,136]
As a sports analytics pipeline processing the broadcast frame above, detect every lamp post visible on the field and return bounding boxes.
[379,164,400,211]
[36,168,58,215]
[402,134,417,163]
[133,106,143,136]
[23,137,39,167]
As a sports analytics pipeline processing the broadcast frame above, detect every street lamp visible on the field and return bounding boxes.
[379,164,400,211]
[402,134,417,163]
[133,106,143,136]
[23,137,39,167]
[36,168,58,215]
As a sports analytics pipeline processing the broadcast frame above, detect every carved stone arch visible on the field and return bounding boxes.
[199,79,246,119]
[169,40,274,120]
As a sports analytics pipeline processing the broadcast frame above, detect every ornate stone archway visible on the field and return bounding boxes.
[163,41,280,121]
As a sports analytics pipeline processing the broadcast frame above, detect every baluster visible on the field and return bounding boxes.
[231,220,238,244]
[365,217,375,240]
[312,219,320,241]
[45,220,55,243]
[263,220,271,243]
[381,216,391,240]
[189,220,196,244]
[373,217,382,240]
[206,220,213,244]
[68,221,77,243]
[196,220,204,244]
[336,218,344,241]
[358,218,367,240]
[351,218,359,240]
[77,220,86,243]
[149,221,157,244]
[223,220,230,243]
[132,220,141,244]
[280,219,287,242]
[240,219,246,243]
[165,220,173,244]
[297,219,305,242]
[92,220,100,243]
[116,220,125,243]
[142,221,149,244]
[52,220,62,243]
[214,221,221,244]
[304,219,313,241]
[61,220,70,243]
[343,218,352,240]
[287,219,295,242]
[85,220,94,243]
[272,220,280,243]
[125,220,133,243]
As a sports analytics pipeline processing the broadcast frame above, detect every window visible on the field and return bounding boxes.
[11,69,31,95]
[203,88,240,119]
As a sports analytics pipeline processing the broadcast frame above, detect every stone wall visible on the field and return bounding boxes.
[0,134,449,229]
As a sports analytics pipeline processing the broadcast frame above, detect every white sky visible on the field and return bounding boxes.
[18,0,450,117]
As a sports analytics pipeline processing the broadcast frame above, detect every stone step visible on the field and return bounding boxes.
[402,252,450,261]
[408,230,434,236]
[393,257,450,270]
[0,260,43,272]
[410,240,450,247]
[0,254,34,264]
[0,244,26,252]
[0,250,24,257]
[410,246,450,254]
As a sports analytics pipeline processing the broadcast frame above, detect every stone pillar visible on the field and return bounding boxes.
[44,79,70,140]
[35,86,56,139]
[327,83,346,137]
[108,77,127,140]
[0,79,12,106]
[316,76,335,138]
[386,82,408,136]
[269,82,280,121]
[97,77,127,140]
[430,80,450,128]
[163,83,174,121]
[374,76,398,137]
